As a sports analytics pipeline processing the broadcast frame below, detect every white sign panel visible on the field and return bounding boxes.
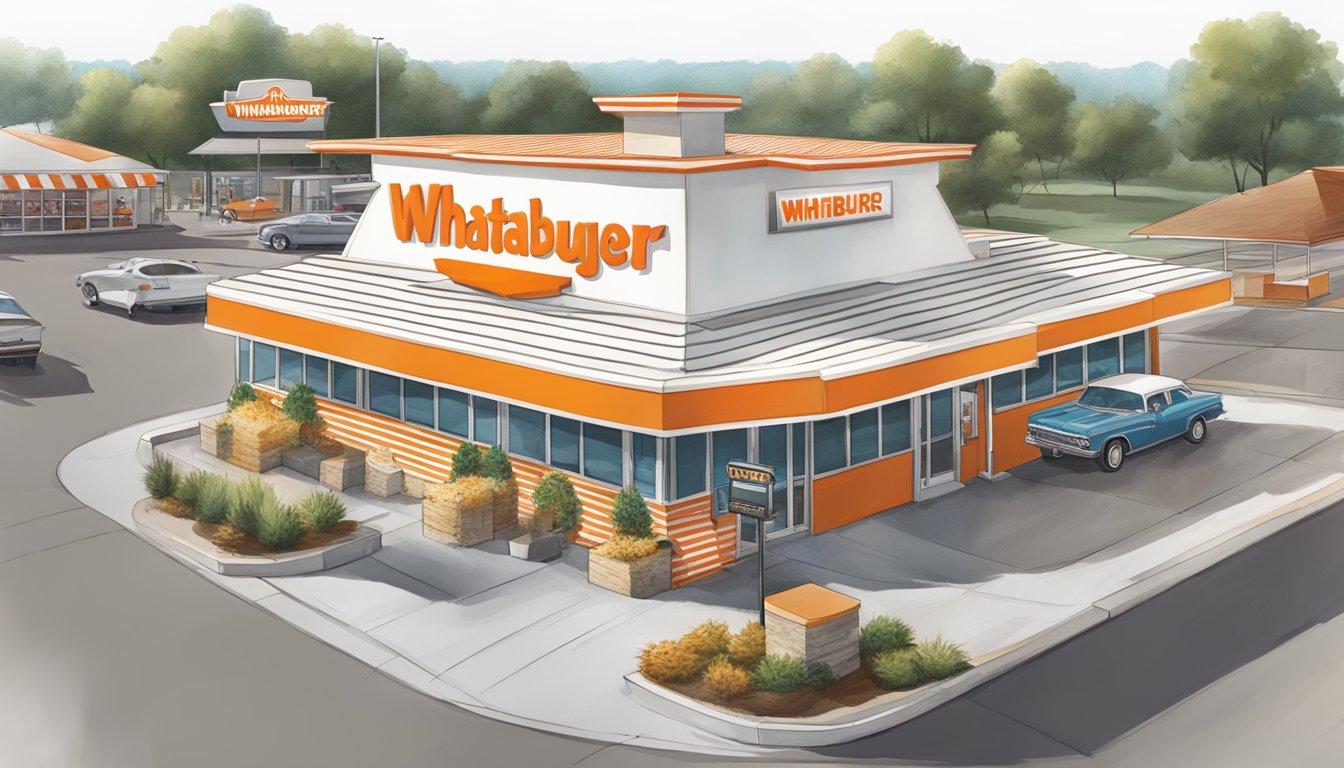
[769,181,894,233]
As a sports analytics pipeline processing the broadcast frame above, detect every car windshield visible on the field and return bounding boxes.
[1077,386,1143,412]
[0,297,30,317]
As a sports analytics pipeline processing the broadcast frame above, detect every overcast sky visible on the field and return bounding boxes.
[8,0,1343,67]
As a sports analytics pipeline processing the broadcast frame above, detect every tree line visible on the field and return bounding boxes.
[0,8,1339,221]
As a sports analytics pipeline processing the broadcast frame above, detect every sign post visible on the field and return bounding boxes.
[726,461,776,625]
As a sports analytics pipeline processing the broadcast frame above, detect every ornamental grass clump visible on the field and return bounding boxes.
[297,491,346,532]
[859,615,915,659]
[229,399,299,451]
[638,639,702,684]
[172,470,210,509]
[593,535,659,562]
[427,475,494,509]
[728,622,766,670]
[227,381,258,410]
[872,648,923,690]
[195,474,233,524]
[450,442,483,480]
[610,485,653,539]
[532,471,582,531]
[804,662,835,691]
[256,495,304,550]
[143,454,180,500]
[703,658,751,700]
[229,476,271,537]
[750,654,808,693]
[913,637,971,680]
[679,620,731,671]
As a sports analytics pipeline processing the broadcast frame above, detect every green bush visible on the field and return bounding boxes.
[481,444,513,481]
[532,471,582,531]
[297,491,346,532]
[451,442,483,480]
[143,453,180,499]
[195,474,233,524]
[804,662,835,690]
[256,495,304,550]
[872,648,923,690]
[281,382,325,430]
[913,637,971,680]
[229,476,271,536]
[750,654,808,693]
[611,485,653,539]
[859,615,915,659]
[227,382,258,410]
[172,470,209,509]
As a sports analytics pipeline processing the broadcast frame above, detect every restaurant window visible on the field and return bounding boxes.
[368,371,401,419]
[279,349,303,390]
[403,379,435,428]
[1056,347,1084,390]
[812,416,847,475]
[473,397,499,444]
[436,389,469,437]
[1087,338,1121,381]
[881,400,911,455]
[332,362,358,405]
[849,409,879,465]
[550,416,581,472]
[632,432,658,498]
[237,338,250,383]
[251,342,276,386]
[1123,331,1147,373]
[1025,355,1054,401]
[711,429,748,515]
[304,355,329,397]
[673,433,707,499]
[582,423,623,486]
[991,371,1023,410]
[508,405,547,461]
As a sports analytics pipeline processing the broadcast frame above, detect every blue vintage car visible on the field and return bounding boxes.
[1025,374,1225,472]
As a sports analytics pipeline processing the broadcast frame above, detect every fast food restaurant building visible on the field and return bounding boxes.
[205,93,1232,586]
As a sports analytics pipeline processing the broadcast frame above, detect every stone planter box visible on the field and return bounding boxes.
[764,583,861,678]
[365,460,404,498]
[403,474,429,499]
[509,530,563,561]
[320,448,365,491]
[199,415,231,460]
[281,444,329,481]
[493,478,518,533]
[229,431,283,474]
[588,546,672,598]
[423,496,493,547]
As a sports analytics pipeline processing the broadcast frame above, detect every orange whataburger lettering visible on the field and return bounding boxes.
[389,183,667,279]
[225,86,329,122]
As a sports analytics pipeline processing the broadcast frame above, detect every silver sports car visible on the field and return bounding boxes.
[257,212,360,251]
[76,257,222,318]
[0,290,42,369]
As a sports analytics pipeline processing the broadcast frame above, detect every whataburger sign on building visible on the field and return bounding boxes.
[226,85,330,122]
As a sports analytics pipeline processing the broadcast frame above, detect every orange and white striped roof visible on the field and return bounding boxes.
[0,127,162,185]
[1,172,159,191]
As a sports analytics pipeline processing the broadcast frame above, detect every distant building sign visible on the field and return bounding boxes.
[226,86,330,122]
[769,181,893,233]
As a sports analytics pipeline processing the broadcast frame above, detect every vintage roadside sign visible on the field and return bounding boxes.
[726,461,776,521]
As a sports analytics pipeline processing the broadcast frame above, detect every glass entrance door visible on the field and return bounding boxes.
[737,423,808,553]
[920,388,958,489]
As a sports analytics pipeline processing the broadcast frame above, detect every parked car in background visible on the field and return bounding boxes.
[76,258,222,318]
[220,196,280,223]
[0,290,42,369]
[258,212,360,250]
[1025,374,1225,472]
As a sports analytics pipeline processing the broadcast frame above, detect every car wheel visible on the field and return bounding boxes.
[1095,439,1126,472]
[81,283,99,307]
[219,210,238,224]
[1185,416,1207,445]
[127,304,138,319]
[1039,448,1061,461]
[270,233,291,251]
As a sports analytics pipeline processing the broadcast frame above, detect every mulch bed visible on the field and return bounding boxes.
[191,519,360,557]
[662,660,897,718]
[157,497,195,519]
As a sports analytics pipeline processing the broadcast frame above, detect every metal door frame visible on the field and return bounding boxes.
[736,423,810,554]
[914,388,960,500]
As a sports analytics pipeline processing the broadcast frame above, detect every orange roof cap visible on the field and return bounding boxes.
[764,583,860,627]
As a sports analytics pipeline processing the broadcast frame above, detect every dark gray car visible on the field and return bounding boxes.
[257,213,360,251]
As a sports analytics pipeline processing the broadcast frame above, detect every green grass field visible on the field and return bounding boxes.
[954,179,1223,258]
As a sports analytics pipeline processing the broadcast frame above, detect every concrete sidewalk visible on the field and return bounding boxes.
[58,395,1344,754]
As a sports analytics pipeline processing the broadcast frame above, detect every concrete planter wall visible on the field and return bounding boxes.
[320,448,365,491]
[588,547,672,598]
[199,415,231,460]
[366,460,404,497]
[493,478,519,533]
[509,530,562,561]
[424,496,493,547]
[229,428,284,473]
[281,445,329,481]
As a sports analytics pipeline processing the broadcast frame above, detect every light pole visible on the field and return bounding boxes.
[372,36,384,138]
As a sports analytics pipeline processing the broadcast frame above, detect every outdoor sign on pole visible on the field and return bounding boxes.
[726,461,775,624]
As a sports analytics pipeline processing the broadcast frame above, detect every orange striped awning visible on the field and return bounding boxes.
[0,172,160,191]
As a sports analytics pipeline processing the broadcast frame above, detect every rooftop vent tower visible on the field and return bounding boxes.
[593,93,743,158]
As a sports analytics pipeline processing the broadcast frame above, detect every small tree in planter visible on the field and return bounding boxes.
[588,485,672,598]
[511,471,580,561]
[227,382,258,410]
[450,442,483,480]
[281,382,326,441]
[481,445,518,535]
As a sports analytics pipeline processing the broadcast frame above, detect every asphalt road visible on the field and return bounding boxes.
[4,228,1344,767]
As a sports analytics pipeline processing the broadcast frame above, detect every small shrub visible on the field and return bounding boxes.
[428,475,494,509]
[679,621,731,667]
[450,442,483,480]
[913,637,971,680]
[281,383,325,430]
[215,419,234,460]
[593,534,659,562]
[729,622,766,670]
[859,615,915,659]
[195,474,233,524]
[229,476,271,537]
[611,485,653,539]
[750,654,808,693]
[481,444,513,481]
[872,648,923,690]
[173,470,209,509]
[143,454,180,499]
[297,491,346,532]
[227,382,258,410]
[532,471,582,531]
[804,662,835,691]
[639,640,701,684]
[703,658,750,699]
[256,496,304,550]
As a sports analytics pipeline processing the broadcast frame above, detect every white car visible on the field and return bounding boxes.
[0,290,42,369]
[76,258,222,318]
